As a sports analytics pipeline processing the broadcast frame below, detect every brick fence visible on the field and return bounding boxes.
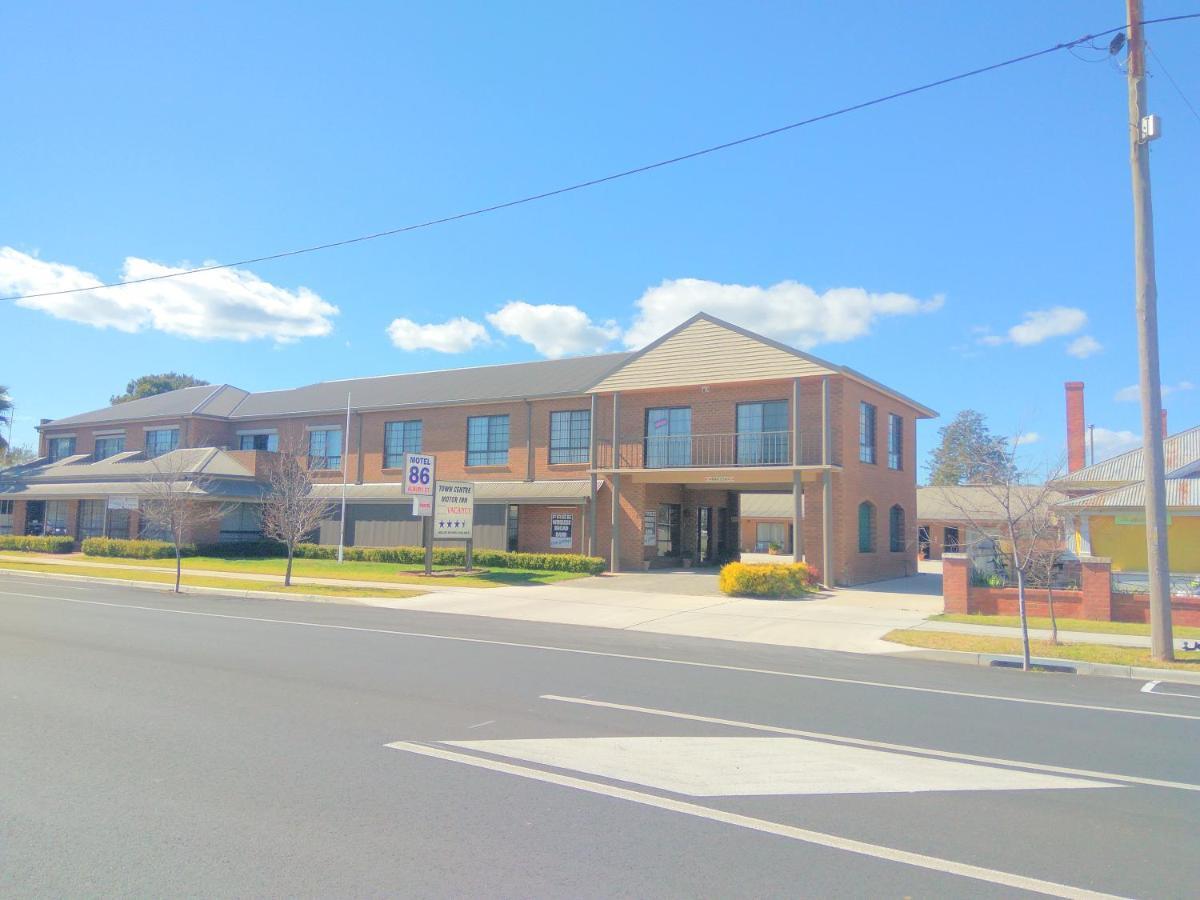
[942,553,1200,627]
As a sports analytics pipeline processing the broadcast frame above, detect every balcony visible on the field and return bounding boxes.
[595,431,823,469]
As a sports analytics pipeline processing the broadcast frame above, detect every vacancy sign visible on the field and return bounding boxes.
[412,495,433,517]
[434,481,474,539]
[405,453,435,496]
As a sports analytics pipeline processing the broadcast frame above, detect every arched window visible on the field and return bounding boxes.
[857,501,876,553]
[889,505,906,552]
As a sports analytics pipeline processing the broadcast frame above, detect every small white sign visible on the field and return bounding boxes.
[434,480,474,539]
[413,495,433,517]
[550,512,573,549]
[404,453,435,497]
[107,496,139,511]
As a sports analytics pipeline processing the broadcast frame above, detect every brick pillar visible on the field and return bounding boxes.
[943,553,971,614]
[1079,556,1113,620]
[1065,381,1086,472]
[12,500,28,536]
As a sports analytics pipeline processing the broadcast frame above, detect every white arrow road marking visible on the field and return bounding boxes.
[541,694,1200,793]
[441,735,1115,797]
[385,740,1124,900]
[1141,680,1200,699]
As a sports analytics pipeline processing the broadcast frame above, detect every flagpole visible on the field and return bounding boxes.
[337,391,351,563]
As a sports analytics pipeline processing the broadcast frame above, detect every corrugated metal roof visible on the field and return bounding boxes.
[1058,477,1200,510]
[41,384,234,429]
[308,480,591,504]
[739,493,793,517]
[917,485,1065,522]
[228,353,633,419]
[1054,425,1200,486]
[0,479,263,500]
[0,448,253,483]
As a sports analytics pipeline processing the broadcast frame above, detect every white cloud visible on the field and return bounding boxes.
[1066,335,1102,358]
[0,247,337,342]
[1114,380,1194,403]
[623,278,943,350]
[1091,427,1142,461]
[982,306,1087,348]
[386,316,489,353]
[486,301,620,358]
[1014,432,1040,446]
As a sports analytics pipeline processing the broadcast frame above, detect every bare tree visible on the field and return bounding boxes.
[260,440,329,587]
[945,440,1065,671]
[1026,531,1069,646]
[139,452,231,593]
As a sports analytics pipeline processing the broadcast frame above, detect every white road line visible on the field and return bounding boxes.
[14,594,1200,722]
[467,720,496,729]
[1140,680,1200,700]
[541,695,1200,793]
[1141,681,1161,693]
[385,740,1123,900]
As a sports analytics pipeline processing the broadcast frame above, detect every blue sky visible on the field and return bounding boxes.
[2,1,1197,477]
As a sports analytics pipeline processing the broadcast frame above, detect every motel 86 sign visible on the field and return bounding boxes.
[404,453,435,496]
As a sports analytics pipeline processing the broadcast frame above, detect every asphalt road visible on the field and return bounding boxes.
[3,574,1199,898]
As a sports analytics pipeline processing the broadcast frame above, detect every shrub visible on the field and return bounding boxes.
[0,534,75,553]
[82,537,195,559]
[295,543,605,573]
[195,540,287,558]
[718,561,819,598]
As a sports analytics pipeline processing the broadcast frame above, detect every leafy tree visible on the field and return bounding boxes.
[926,410,1015,485]
[0,385,12,452]
[111,373,209,405]
[0,444,36,468]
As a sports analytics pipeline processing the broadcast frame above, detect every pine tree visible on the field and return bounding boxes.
[926,410,1015,485]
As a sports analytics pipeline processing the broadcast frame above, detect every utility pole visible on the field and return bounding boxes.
[1125,0,1173,661]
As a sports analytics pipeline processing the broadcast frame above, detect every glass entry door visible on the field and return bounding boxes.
[655,503,681,557]
[696,506,713,564]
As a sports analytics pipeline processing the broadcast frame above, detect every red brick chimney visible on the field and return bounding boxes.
[1161,409,1168,438]
[1066,381,1086,472]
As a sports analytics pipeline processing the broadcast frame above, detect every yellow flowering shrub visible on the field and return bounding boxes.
[718,561,820,598]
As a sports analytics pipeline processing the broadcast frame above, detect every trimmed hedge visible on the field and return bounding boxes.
[195,540,286,559]
[718,561,819,598]
[82,537,195,559]
[0,534,76,554]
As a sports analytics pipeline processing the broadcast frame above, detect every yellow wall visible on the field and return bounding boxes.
[1088,514,1200,572]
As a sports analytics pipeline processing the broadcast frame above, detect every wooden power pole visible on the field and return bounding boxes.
[1125,0,1174,661]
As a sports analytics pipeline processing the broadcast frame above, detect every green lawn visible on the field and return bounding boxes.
[0,559,424,599]
[0,551,588,588]
[885,629,1200,672]
[933,613,1200,640]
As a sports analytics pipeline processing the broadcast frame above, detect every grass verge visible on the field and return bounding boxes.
[0,559,424,599]
[932,613,1200,640]
[885,629,1200,672]
[0,552,587,588]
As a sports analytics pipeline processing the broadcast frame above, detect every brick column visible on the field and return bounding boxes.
[942,553,970,614]
[1079,556,1113,621]
[12,500,28,536]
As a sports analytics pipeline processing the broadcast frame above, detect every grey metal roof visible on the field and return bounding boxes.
[0,448,254,484]
[739,493,793,518]
[1053,425,1200,487]
[308,479,590,504]
[917,485,1065,522]
[1058,477,1200,511]
[0,479,263,500]
[40,384,235,429]
[228,353,634,419]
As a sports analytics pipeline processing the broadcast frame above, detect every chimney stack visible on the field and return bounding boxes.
[1066,382,1086,472]
[1161,409,1168,438]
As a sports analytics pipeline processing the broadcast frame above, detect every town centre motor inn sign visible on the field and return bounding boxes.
[433,480,474,539]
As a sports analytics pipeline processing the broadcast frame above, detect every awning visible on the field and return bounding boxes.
[0,479,264,501]
[308,480,591,505]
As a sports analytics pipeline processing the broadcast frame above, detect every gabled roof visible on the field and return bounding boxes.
[917,485,1065,522]
[41,384,248,429]
[0,448,254,483]
[227,353,632,419]
[1052,425,1200,488]
[1057,477,1200,511]
[590,313,937,417]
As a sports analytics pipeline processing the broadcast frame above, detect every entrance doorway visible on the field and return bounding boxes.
[696,506,714,564]
[24,500,46,536]
[918,525,931,560]
[107,508,131,539]
[655,503,681,558]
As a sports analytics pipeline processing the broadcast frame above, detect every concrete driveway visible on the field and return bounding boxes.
[397,561,944,654]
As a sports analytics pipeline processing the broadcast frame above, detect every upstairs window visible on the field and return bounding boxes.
[859,402,877,464]
[889,505,906,552]
[736,400,790,465]
[144,429,179,458]
[887,414,903,470]
[467,415,509,466]
[384,421,423,468]
[549,410,590,464]
[47,437,76,462]
[858,501,876,553]
[239,432,278,452]
[308,429,343,470]
[93,435,125,461]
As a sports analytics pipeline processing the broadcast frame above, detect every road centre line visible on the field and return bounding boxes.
[384,740,1122,900]
[11,592,1200,722]
[541,695,1200,793]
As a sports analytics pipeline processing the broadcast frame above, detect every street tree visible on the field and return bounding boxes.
[927,410,1015,485]
[112,373,209,405]
[946,441,1064,670]
[139,452,230,593]
[260,441,328,587]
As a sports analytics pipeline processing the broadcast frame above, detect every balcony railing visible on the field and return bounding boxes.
[595,431,822,469]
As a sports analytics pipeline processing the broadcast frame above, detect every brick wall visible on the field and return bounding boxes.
[517,504,585,554]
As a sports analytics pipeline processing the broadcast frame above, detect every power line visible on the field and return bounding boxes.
[5,11,1200,305]
[1147,43,1200,126]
